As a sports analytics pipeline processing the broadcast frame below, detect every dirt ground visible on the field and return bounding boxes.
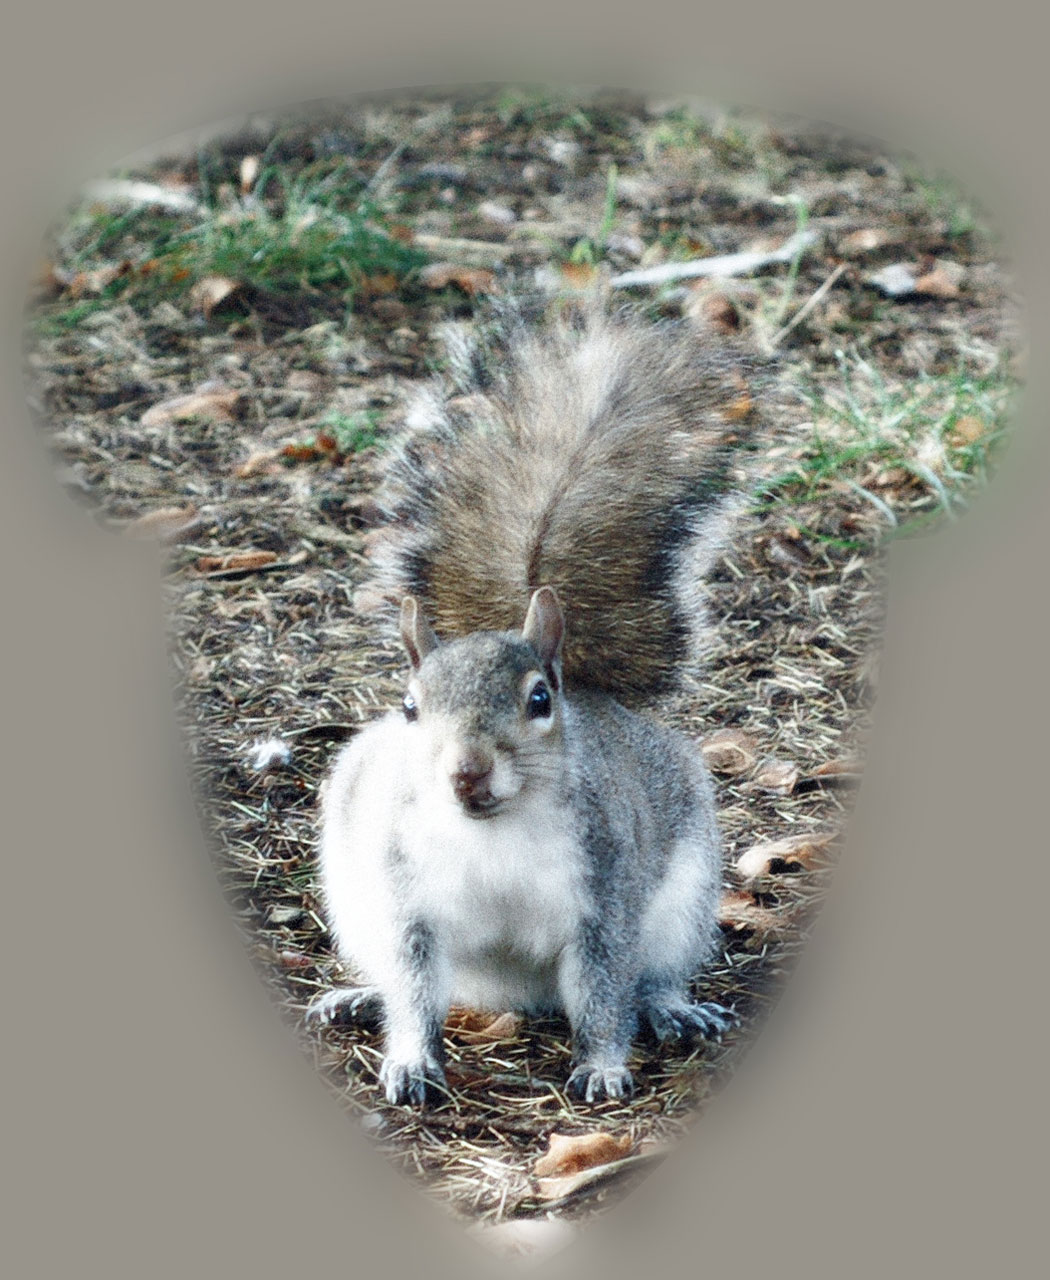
[24,86,1021,1253]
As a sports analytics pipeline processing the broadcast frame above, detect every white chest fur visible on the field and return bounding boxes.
[401,792,588,1010]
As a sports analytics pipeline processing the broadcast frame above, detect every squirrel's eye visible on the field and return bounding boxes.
[402,693,419,722]
[526,682,552,720]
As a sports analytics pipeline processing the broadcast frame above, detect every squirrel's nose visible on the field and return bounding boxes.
[451,752,493,798]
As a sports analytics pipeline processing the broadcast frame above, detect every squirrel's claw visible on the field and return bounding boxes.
[378,1055,448,1107]
[305,986,384,1030]
[642,998,739,1045]
[565,1063,635,1103]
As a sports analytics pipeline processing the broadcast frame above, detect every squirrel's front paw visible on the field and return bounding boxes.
[305,986,384,1030]
[565,1063,634,1103]
[378,1055,447,1107]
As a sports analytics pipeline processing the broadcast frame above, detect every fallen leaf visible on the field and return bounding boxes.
[533,1131,633,1179]
[419,262,499,295]
[717,890,784,938]
[286,369,324,393]
[948,415,986,447]
[838,227,905,256]
[122,504,201,543]
[734,831,836,881]
[141,388,247,428]
[557,261,598,289]
[195,550,278,574]
[723,391,753,421]
[66,259,134,298]
[189,275,244,317]
[698,291,740,333]
[700,728,760,775]
[752,758,800,795]
[913,262,963,299]
[359,272,399,297]
[235,447,285,478]
[456,1011,524,1043]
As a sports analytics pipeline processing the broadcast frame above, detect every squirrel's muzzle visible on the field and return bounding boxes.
[451,751,496,811]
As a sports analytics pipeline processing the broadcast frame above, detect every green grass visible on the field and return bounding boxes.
[34,158,427,332]
[320,409,384,454]
[565,163,619,265]
[757,350,1017,539]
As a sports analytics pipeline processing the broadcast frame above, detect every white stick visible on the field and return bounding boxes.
[610,228,820,288]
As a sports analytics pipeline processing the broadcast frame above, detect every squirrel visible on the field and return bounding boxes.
[307,301,758,1106]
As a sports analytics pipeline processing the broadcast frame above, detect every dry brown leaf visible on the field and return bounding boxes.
[67,259,134,298]
[838,227,904,256]
[533,1131,633,1179]
[557,261,598,289]
[456,1011,524,1043]
[698,291,740,332]
[811,758,862,778]
[913,263,963,299]
[444,1007,493,1033]
[734,831,836,881]
[949,415,985,446]
[141,389,247,428]
[189,275,244,317]
[717,890,784,938]
[700,728,759,775]
[122,504,201,543]
[723,391,754,421]
[235,447,285,478]
[359,272,400,297]
[419,262,499,295]
[195,550,278,574]
[286,369,324,393]
[753,758,800,795]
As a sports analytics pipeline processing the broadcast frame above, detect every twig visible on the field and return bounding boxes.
[610,228,820,288]
[771,262,847,349]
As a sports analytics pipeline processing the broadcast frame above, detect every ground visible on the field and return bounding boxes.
[24,85,1020,1252]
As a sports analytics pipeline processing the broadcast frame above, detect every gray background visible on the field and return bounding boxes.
[3,2,1045,1276]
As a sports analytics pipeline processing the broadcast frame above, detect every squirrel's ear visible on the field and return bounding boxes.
[400,596,440,670]
[522,586,565,680]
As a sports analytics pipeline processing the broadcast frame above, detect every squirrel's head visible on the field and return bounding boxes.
[398,587,566,819]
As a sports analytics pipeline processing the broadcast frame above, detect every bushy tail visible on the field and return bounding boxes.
[359,302,761,704]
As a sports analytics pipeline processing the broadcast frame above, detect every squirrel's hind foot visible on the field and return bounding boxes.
[641,998,739,1045]
[305,985,384,1031]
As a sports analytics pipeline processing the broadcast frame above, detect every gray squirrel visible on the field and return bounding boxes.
[307,303,757,1105]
